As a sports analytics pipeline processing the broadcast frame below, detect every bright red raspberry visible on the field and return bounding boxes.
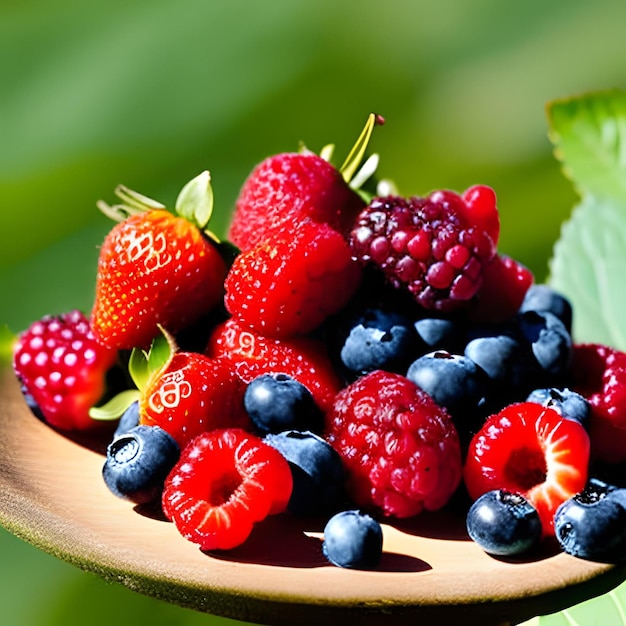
[12,310,118,430]
[327,370,462,519]
[224,220,362,338]
[162,428,293,551]
[206,318,342,417]
[228,151,365,253]
[140,351,251,449]
[570,343,626,464]
[349,191,496,312]
[463,402,590,536]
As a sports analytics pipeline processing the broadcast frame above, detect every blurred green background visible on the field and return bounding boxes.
[2,0,626,624]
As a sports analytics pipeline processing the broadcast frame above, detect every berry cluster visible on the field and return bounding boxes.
[11,116,626,568]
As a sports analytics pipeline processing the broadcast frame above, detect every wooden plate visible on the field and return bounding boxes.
[0,367,624,626]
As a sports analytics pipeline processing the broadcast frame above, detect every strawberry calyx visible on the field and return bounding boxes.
[89,326,176,422]
[97,171,220,243]
[311,113,385,200]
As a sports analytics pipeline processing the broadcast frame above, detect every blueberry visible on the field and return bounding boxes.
[406,350,487,416]
[519,284,573,332]
[526,388,590,427]
[515,311,572,379]
[414,316,463,352]
[322,510,383,569]
[114,400,141,438]
[554,480,626,563]
[466,489,542,557]
[264,430,346,516]
[464,334,529,388]
[338,307,418,375]
[244,374,323,435]
[103,425,180,504]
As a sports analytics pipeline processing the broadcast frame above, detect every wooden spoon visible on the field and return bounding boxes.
[0,366,624,626]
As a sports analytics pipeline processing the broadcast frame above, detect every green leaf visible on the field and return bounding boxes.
[128,348,150,392]
[175,170,214,231]
[89,389,141,421]
[549,195,626,350]
[547,89,626,202]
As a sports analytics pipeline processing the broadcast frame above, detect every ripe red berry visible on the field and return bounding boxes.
[349,192,496,313]
[162,428,293,551]
[224,220,362,338]
[463,402,590,536]
[327,370,462,518]
[570,343,626,464]
[228,152,366,253]
[206,317,342,418]
[12,310,117,430]
[468,253,534,324]
[461,184,500,246]
[140,351,250,449]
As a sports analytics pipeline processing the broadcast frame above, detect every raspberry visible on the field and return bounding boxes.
[162,428,293,551]
[349,192,496,312]
[463,402,590,536]
[570,343,626,464]
[327,370,462,518]
[12,310,117,430]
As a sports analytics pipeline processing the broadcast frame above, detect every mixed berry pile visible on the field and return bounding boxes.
[11,116,626,568]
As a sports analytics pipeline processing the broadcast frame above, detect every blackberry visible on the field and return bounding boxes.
[349,192,496,312]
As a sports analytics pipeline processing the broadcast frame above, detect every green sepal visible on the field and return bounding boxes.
[97,184,166,223]
[89,389,141,421]
[175,170,214,230]
[0,324,17,368]
[339,113,380,184]
[128,328,176,393]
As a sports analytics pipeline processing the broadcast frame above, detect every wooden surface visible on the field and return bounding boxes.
[1,367,625,626]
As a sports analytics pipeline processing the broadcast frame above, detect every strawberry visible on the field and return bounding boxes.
[206,317,342,417]
[224,220,362,338]
[12,310,118,430]
[139,352,250,450]
[570,343,626,464]
[91,329,251,449]
[91,172,227,350]
[463,402,590,536]
[162,428,293,550]
[228,114,383,252]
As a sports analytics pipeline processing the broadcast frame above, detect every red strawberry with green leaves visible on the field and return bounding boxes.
[463,401,590,536]
[162,427,293,551]
[91,328,250,448]
[91,172,228,350]
[206,317,342,417]
[12,310,118,430]
[228,114,383,252]
[224,219,362,338]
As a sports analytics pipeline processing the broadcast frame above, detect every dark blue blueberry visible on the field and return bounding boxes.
[322,510,383,569]
[554,480,626,563]
[526,388,590,427]
[464,334,529,388]
[103,425,180,504]
[466,489,542,557]
[515,311,572,379]
[114,400,141,438]
[519,284,573,332]
[406,350,488,416]
[244,373,323,435]
[414,316,463,352]
[264,430,346,516]
[338,307,418,375]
